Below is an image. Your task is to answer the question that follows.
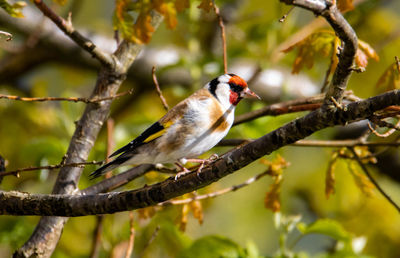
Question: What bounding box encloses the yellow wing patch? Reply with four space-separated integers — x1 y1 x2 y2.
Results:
143 120 173 143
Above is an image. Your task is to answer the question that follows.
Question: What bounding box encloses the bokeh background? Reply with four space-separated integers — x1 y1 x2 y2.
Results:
1 0 400 257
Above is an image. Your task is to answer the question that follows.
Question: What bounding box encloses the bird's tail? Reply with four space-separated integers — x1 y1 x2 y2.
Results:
89 156 130 179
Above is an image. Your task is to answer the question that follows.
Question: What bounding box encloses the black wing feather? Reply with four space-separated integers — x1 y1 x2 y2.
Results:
109 121 164 158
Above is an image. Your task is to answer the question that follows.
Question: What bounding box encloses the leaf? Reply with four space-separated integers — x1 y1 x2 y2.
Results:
352 146 377 164
282 31 336 74
325 152 338 199
137 206 157 220
132 12 155 43
197 0 213 13
348 162 375 197
53 0 67 5
178 203 190 232
264 176 282 212
0 0 26 18
152 0 178 29
175 0 190 12
337 0 354 13
355 40 379 69
297 218 352 242
260 154 290 176
178 235 246 258
376 60 400 90
190 200 204 225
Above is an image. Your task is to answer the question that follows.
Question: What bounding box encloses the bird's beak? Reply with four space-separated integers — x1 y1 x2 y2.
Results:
242 87 261 100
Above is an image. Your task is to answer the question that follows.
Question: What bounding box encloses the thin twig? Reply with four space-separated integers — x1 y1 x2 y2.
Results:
89 216 104 258
160 169 270 206
0 89 133 103
152 66 169 111
105 119 115 178
279 6 295 22
213 3 227 74
0 30 12 41
218 138 400 148
139 225 160 257
125 211 135 258
349 147 400 213
395 56 400 73
32 0 115 68
0 161 103 177
368 117 400 138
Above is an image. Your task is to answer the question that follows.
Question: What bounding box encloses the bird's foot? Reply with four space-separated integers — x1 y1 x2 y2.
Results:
174 154 220 180
174 162 192 180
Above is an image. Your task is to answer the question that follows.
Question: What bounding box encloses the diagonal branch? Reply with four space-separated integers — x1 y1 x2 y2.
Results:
32 0 116 68
14 10 164 258
1 90 399 217
280 0 358 104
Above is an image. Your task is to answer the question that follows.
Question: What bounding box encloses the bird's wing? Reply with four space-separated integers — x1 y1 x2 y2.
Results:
108 99 192 158
108 119 173 158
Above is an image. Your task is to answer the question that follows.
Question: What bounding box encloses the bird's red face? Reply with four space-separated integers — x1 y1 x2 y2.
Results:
228 74 260 105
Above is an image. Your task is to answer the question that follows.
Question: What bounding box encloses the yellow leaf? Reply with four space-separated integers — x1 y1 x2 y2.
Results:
353 146 377 164
53 0 67 5
264 176 282 213
164 2 178 29
137 207 156 220
197 0 213 12
175 0 190 12
337 0 354 13
0 0 26 18
376 60 400 90
348 162 375 197
179 204 190 232
260 155 290 176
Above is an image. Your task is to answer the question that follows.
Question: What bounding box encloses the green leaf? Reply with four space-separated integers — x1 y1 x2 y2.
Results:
0 0 26 18
297 219 352 242
178 235 246 258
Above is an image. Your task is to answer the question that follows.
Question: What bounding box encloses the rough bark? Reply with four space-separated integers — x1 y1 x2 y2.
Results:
12 10 163 258
2 90 399 216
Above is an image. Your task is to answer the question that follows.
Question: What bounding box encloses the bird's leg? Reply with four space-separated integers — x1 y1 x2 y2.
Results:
186 154 220 175
174 162 191 180
174 154 220 180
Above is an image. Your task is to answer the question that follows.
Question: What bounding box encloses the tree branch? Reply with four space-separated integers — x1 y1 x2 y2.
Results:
2 90 399 217
14 10 164 258
280 0 358 104
32 0 116 68
0 89 133 103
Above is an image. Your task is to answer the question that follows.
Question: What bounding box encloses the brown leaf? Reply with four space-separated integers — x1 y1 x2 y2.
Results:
132 12 155 44
264 176 282 212
137 207 156 220
325 152 338 199
175 0 190 12
190 200 204 225
376 60 400 90
282 31 336 74
355 40 379 69
337 0 354 13
197 0 213 12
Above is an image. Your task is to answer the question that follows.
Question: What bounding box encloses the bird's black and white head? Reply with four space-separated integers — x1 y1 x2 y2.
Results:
206 74 260 108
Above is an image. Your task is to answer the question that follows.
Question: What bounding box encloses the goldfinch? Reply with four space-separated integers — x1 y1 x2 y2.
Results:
90 74 259 179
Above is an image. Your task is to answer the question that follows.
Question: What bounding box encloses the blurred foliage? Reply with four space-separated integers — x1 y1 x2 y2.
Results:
0 0 400 257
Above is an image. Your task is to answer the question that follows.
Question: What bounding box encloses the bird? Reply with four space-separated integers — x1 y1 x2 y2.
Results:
90 73 260 179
